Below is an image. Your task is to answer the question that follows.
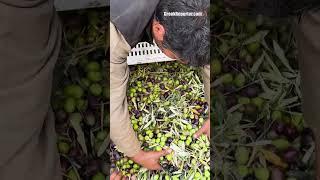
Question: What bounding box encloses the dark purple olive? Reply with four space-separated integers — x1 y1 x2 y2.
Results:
272 121 285 135
161 163 169 169
271 166 285 180
183 163 189 170
226 95 238 108
157 114 164 119
163 92 169 98
246 87 258 98
167 137 173 144
193 119 199 126
134 109 141 118
60 158 70 173
55 110 68 123
113 151 121 161
284 125 299 141
142 142 149 148
242 85 260 98
85 159 101 176
160 84 165 90
110 163 115 169
69 147 82 158
168 165 178 174
88 95 100 109
204 103 208 110
282 147 299 163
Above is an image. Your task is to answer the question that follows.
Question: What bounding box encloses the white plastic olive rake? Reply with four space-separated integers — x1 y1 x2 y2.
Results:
127 42 174 65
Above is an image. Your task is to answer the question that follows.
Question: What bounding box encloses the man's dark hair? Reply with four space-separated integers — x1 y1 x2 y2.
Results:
155 0 210 67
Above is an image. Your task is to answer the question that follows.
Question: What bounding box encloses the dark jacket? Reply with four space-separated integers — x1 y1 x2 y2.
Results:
110 0 160 47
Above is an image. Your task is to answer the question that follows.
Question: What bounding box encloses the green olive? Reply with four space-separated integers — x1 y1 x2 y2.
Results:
87 71 102 82
85 61 101 72
160 141 165 147
66 169 78 180
58 141 70 154
165 154 173 161
64 97 76 113
235 147 250 165
89 83 103 96
91 172 105 180
221 73 233 84
238 97 251 105
234 73 246 88
96 130 108 141
254 167 270 180
247 42 260 55
238 165 249 177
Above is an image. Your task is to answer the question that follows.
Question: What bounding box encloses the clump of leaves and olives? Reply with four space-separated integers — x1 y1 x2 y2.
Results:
110 62 210 179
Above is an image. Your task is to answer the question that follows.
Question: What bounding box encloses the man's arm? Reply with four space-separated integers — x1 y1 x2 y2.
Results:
110 22 170 170
110 22 141 157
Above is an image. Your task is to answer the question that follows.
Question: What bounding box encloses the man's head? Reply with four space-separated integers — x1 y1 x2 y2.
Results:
152 0 210 67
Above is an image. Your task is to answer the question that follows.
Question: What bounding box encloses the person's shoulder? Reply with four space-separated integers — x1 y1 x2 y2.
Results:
111 0 160 19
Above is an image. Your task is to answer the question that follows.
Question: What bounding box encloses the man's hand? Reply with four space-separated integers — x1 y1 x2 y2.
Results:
110 171 126 180
110 171 137 180
194 119 210 139
130 149 171 170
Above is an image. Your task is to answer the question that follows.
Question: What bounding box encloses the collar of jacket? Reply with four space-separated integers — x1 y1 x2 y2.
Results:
110 0 160 47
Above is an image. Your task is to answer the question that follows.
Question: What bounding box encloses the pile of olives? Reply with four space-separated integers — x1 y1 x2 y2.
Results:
111 62 210 179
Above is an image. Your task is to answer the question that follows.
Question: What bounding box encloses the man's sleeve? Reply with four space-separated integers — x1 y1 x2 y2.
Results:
201 65 210 109
110 22 141 157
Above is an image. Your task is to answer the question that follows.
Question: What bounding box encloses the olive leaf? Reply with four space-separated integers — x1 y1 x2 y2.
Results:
70 117 88 155
278 96 299 108
264 52 283 78
295 74 302 98
260 149 288 169
169 143 189 157
302 143 315 164
286 170 314 179
273 40 295 73
250 53 265 74
97 135 110 157
243 30 269 45
246 140 272 146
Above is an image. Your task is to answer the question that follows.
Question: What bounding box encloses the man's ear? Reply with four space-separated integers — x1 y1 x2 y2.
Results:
152 19 165 42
